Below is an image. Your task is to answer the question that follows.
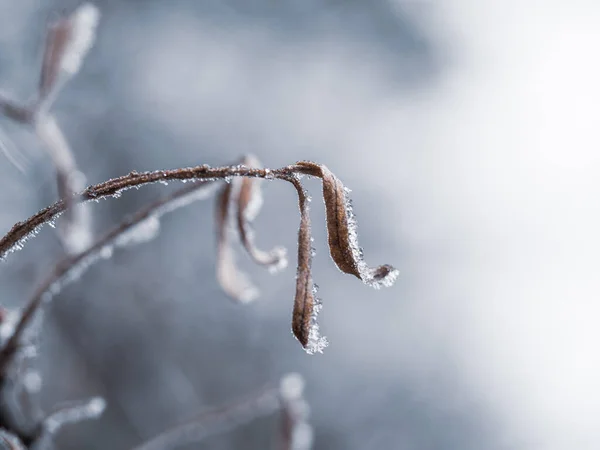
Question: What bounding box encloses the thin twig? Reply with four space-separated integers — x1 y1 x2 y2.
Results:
0 164 287 261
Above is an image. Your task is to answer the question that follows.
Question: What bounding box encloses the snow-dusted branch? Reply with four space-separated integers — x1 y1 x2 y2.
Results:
0 161 397 356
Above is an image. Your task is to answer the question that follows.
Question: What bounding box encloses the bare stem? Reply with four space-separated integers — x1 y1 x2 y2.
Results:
0 164 302 261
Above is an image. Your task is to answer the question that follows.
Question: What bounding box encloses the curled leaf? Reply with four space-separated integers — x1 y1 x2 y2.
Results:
294 161 399 289
288 176 328 354
236 155 287 273
215 182 259 303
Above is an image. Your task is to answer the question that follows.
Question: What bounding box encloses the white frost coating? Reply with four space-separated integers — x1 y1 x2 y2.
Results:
45 396 106 435
1 224 44 260
304 321 328 355
61 4 100 75
114 215 160 247
306 282 328 355
296 185 328 355
0 179 218 262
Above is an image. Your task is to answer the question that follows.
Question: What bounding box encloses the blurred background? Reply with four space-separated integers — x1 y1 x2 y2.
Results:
1 0 600 449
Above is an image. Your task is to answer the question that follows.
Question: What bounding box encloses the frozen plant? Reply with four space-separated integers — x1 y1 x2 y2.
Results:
0 3 398 449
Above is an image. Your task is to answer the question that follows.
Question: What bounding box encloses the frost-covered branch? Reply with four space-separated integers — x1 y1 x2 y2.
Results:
0 161 397 356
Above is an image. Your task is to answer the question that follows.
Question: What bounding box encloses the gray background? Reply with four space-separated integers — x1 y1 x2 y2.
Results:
1 1 599 449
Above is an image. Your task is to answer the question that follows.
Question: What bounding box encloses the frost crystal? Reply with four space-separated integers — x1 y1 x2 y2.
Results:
303 322 328 355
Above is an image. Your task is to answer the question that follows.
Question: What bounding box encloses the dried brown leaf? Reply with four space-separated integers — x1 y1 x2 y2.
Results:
215 182 259 303
39 18 72 104
236 155 287 272
288 176 327 354
295 161 399 289
38 4 100 110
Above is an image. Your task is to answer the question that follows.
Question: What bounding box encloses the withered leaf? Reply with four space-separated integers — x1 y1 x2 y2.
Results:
215 182 259 303
288 176 327 354
38 4 100 110
236 155 287 273
295 161 399 289
39 17 72 104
